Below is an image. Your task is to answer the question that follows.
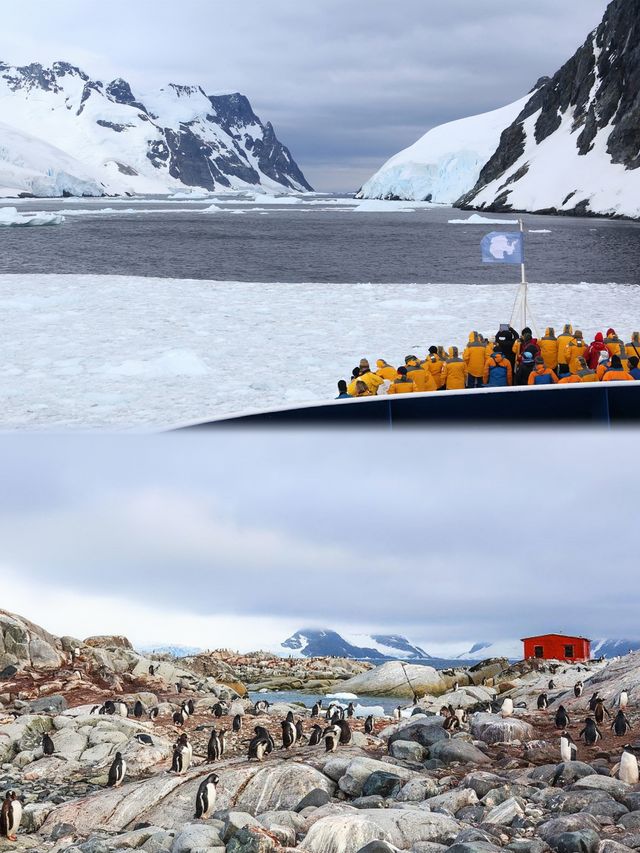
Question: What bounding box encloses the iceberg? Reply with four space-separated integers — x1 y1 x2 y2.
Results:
0 207 64 226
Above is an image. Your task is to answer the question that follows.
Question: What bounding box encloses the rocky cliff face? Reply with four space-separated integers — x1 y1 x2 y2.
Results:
0 61 312 197
458 0 640 217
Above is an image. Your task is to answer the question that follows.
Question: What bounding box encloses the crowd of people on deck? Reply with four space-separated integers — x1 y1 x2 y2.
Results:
337 326 640 398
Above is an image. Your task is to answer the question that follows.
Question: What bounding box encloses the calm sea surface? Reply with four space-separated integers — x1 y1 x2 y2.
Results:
1 197 639 283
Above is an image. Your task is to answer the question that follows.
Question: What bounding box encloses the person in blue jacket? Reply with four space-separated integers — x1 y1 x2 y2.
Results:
628 356 640 380
336 380 352 399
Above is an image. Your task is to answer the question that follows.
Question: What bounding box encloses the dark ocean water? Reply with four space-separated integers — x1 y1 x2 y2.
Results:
1 198 639 283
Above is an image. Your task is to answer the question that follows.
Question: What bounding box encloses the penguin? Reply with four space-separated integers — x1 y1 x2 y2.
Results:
453 681 459 692
232 714 242 732
619 689 630 709
194 772 219 819
248 735 270 761
594 698 611 725
135 733 154 746
364 715 374 734
149 707 159 720
443 715 460 734
173 709 186 726
311 702 321 718
454 708 466 725
42 732 55 756
185 699 195 716
176 683 183 694
281 719 297 749
393 706 402 721
588 692 600 711
501 698 514 718
573 681 584 698
439 705 451 718
115 701 128 718
347 702 355 719
102 700 116 715
0 792 21 842
537 693 549 710
254 725 274 753
89 705 101 715
560 731 577 762
309 724 323 746
618 745 640 784
579 717 602 746
254 700 270 714
285 711 295 723
218 730 227 758
548 680 555 690
148 664 155 676
295 720 305 742
171 743 187 774
133 701 145 720
323 724 340 752
178 733 193 766
107 752 127 787
612 710 632 737
555 705 570 728
337 719 352 745
212 703 224 718
207 729 221 762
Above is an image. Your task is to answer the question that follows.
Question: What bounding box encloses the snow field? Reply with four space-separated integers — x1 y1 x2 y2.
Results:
0 274 638 430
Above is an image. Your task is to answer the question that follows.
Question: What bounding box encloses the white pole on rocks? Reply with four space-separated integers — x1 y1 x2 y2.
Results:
510 218 539 338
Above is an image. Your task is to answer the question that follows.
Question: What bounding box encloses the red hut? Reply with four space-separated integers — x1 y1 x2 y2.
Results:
522 633 591 662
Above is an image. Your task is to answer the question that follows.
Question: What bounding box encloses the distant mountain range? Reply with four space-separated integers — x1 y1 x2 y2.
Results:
138 645 203 658
0 60 312 197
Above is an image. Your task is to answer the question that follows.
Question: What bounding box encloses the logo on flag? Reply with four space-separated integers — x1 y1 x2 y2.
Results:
481 232 524 265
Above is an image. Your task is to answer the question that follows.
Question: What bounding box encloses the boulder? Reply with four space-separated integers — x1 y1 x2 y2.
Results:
356 843 399 853
295 789 332 812
339 758 417 797
429 740 491 766
226 826 277 853
538 815 603 843
396 778 439 802
25 695 68 714
550 831 601 853
336 662 446 698
84 635 133 649
223 812 263 842
446 844 502 853
483 797 525 826
171 823 224 851
427 788 479 814
461 772 509 799
470 714 534 745
361 771 403 798
388 720 447 748
388 740 426 762
235 763 335 813
572 776 631 802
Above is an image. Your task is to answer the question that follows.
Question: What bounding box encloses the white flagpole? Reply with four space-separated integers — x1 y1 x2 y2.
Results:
519 217 527 328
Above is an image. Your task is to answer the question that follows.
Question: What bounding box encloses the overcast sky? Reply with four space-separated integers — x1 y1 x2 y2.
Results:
0 431 635 656
0 0 608 190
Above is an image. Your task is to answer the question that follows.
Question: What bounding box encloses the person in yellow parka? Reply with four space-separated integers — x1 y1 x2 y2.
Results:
387 366 417 394
354 358 384 395
528 357 558 385
405 356 437 392
539 327 559 370
354 380 372 396
375 359 398 381
463 331 486 388
602 355 634 381
442 346 467 390
556 324 575 368
626 331 640 362
575 357 598 382
421 347 445 390
566 331 587 373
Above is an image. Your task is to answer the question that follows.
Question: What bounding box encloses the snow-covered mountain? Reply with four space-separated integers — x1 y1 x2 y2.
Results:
357 95 530 205
0 61 312 197
360 0 640 219
592 639 640 658
281 629 432 661
137 645 203 658
453 640 522 661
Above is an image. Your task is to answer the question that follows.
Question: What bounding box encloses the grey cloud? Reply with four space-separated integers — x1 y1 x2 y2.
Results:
0 0 609 189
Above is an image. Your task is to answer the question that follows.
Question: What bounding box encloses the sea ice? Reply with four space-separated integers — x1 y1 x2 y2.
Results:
448 214 520 225
0 207 64 226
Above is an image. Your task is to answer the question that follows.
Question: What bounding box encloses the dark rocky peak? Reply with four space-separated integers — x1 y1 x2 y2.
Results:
13 63 61 92
528 76 551 93
106 78 148 114
167 83 205 98
51 61 89 81
209 93 260 131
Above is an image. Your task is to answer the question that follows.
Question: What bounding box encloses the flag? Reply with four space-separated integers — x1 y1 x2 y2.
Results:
481 231 524 265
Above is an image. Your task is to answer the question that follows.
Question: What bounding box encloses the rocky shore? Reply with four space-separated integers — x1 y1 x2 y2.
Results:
2 609 640 853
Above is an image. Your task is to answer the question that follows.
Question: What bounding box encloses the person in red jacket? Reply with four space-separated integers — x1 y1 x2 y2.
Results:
584 332 607 369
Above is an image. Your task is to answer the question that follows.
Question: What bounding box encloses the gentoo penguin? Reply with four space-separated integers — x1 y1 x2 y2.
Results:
89 705 101 715
594 698 610 724
281 719 297 748
537 693 549 710
107 752 127 787
232 714 242 732
311 702 321 718
135 733 154 745
309 724 323 746
173 709 186 726
133 701 144 720
619 689 630 709
185 699 195 716
171 743 188 774
149 707 159 720
285 711 295 723
178 733 193 766
115 701 128 718
42 733 55 756
612 710 632 736
618 745 640 784
337 719 352 745
218 730 227 758
295 720 305 742
207 729 221 762
323 724 340 752
212 703 224 718
454 707 466 725
254 725 274 753
102 700 116 715
501 698 514 718
579 717 602 746
254 700 270 714
453 681 459 692
148 664 155 676
443 715 460 734
181 701 191 718
194 773 219 819
573 681 584 698
347 702 355 719
248 734 270 761
439 705 451 718
548 680 555 690
0 792 22 841
393 706 402 721
560 731 577 762
555 705 570 728
588 692 600 711
364 715 374 734
176 683 183 694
